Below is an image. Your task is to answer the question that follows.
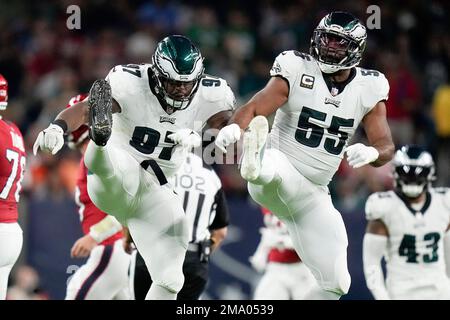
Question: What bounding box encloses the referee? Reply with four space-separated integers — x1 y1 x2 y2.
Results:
128 151 229 300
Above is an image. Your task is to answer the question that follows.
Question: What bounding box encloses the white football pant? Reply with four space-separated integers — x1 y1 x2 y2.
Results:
0 222 23 300
65 239 130 300
387 276 450 300
247 148 351 299
254 262 316 300
84 142 189 300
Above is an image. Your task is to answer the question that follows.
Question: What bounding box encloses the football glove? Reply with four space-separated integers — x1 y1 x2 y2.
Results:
215 123 241 153
168 129 201 149
345 143 379 168
33 123 65 155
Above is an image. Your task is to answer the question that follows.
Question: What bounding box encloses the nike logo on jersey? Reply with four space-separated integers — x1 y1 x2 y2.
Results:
159 115 176 124
324 97 341 108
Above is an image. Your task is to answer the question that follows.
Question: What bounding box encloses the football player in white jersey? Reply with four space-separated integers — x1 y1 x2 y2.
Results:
32 35 235 299
215 11 395 299
363 145 450 300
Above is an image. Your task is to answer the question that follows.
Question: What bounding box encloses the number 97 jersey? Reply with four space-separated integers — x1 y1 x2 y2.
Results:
268 51 389 186
105 64 235 178
0 119 26 223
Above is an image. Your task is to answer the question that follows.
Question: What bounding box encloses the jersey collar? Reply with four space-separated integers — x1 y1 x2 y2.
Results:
396 191 432 216
321 67 356 96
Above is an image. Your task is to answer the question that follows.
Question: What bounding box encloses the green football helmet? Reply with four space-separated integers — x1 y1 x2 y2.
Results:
151 35 204 111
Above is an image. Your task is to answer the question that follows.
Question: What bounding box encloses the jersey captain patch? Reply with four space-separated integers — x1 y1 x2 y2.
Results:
300 74 315 89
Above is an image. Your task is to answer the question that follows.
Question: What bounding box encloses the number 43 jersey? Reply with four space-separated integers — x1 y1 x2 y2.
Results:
268 51 389 185
105 64 235 178
365 189 450 283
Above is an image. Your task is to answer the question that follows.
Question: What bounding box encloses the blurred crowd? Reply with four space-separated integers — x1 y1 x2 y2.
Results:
0 0 449 298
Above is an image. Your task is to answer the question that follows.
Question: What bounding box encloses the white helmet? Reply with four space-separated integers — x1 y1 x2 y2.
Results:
151 35 204 111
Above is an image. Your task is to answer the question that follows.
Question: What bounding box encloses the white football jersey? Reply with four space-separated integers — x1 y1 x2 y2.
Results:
169 152 223 243
365 188 450 284
268 51 389 185
105 63 235 178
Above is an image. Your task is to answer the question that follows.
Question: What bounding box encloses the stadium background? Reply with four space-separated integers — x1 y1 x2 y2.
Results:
0 0 449 299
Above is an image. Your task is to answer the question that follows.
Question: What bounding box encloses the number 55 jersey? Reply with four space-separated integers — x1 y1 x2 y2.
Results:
0 119 26 222
365 189 450 298
268 50 389 185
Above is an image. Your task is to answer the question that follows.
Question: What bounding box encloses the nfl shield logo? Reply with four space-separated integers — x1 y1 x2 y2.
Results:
331 87 339 96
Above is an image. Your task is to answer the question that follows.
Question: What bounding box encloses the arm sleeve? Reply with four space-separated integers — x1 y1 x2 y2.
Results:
363 233 390 300
89 215 123 243
208 188 230 231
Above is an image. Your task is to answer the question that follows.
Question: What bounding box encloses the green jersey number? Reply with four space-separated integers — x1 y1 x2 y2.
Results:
398 232 440 263
295 107 354 155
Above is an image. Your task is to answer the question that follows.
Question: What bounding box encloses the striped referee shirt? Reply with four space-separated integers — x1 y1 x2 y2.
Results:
169 152 229 244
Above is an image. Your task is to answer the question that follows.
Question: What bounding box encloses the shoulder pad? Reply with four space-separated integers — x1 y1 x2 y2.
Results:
197 76 236 114
270 50 313 81
432 188 450 210
200 77 234 104
359 68 390 112
105 64 147 106
365 191 393 221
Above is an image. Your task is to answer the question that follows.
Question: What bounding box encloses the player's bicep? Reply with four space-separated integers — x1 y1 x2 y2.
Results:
366 219 389 236
57 100 89 131
246 76 289 117
362 101 392 145
362 101 395 166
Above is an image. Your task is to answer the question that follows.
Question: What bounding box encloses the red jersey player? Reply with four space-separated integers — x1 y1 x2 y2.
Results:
249 208 317 300
64 94 130 300
0 74 26 300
